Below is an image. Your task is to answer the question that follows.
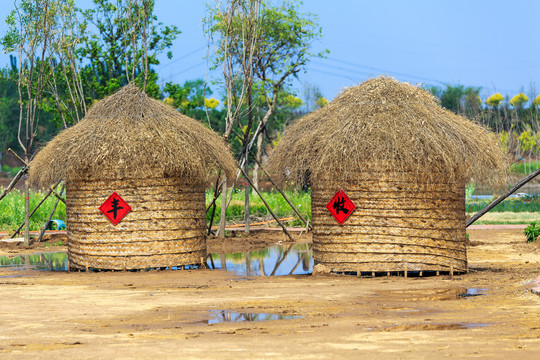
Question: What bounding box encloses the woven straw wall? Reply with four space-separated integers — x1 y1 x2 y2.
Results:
311 172 467 273
66 175 206 270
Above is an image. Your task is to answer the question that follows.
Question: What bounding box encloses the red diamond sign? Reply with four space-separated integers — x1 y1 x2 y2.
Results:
99 192 132 226
326 189 356 225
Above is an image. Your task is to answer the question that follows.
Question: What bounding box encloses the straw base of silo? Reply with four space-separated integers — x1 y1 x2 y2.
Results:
65 176 206 270
311 174 468 274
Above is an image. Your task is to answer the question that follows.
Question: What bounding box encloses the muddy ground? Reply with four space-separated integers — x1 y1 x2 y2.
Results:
0 229 539 359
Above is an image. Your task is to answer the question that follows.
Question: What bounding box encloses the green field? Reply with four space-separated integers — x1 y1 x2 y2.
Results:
2 186 539 232
0 187 311 232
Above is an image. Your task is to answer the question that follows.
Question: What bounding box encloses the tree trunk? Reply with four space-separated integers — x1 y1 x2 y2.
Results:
252 131 263 190
24 155 30 246
217 178 228 238
244 147 250 234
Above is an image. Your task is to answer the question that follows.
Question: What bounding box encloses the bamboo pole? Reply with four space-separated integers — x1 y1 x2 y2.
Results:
36 182 65 243
238 165 294 242
11 180 62 238
244 147 250 234
248 148 311 230
50 186 66 204
466 167 540 227
0 166 28 202
8 148 27 166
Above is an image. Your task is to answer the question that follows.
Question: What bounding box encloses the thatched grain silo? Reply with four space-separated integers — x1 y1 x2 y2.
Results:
269 77 506 274
30 84 236 271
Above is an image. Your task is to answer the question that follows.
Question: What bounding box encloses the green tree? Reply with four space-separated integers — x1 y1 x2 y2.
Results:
78 0 180 100
2 0 76 245
0 64 19 166
251 0 328 188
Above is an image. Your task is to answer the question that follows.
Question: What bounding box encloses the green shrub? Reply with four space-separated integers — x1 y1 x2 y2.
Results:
1 165 23 177
524 222 540 243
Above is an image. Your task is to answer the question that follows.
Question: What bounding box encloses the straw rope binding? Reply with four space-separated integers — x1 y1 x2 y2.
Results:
67 175 206 270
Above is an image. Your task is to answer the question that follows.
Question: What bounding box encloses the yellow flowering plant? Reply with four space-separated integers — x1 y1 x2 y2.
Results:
204 97 219 109
510 93 528 107
486 93 504 107
532 94 540 107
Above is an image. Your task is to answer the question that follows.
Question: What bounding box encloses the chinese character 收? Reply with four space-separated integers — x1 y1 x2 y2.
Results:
332 196 349 215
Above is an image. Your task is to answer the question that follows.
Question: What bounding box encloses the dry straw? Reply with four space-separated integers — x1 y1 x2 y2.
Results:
269 76 507 186
30 84 236 187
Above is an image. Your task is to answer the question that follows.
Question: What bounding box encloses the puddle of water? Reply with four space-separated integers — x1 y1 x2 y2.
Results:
0 253 68 271
458 288 487 298
208 243 313 276
0 243 313 277
207 310 300 324
380 323 490 332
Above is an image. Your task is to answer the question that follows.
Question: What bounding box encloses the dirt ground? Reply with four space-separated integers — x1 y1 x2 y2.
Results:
0 229 539 359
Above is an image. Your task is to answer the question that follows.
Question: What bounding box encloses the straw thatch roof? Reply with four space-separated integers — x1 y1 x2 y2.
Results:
30 84 236 187
269 76 507 186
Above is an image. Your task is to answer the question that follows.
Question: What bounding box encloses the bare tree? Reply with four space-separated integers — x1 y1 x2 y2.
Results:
205 0 261 237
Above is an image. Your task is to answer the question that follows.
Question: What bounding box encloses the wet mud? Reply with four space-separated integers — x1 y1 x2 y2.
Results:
0 228 539 358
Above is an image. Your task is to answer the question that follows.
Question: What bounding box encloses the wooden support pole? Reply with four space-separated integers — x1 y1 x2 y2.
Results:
11 180 62 238
8 148 28 166
404 263 408 278
37 183 65 243
249 148 311 230
238 165 294 242
50 186 66 204
0 166 28 203
466 167 540 227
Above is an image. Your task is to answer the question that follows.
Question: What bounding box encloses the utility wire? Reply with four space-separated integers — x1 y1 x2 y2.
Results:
156 46 206 70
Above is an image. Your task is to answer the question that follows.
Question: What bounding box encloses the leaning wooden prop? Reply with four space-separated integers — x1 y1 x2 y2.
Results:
268 76 507 275
29 84 236 271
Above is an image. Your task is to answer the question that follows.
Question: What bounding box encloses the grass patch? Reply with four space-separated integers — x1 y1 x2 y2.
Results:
0 187 311 231
2 186 537 230
205 189 311 226
510 160 540 175
466 194 540 213
466 212 538 225
0 188 66 232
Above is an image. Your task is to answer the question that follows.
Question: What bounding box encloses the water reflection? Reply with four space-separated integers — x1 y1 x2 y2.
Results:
208 243 313 276
458 288 487 298
0 243 313 276
0 253 68 271
208 310 300 324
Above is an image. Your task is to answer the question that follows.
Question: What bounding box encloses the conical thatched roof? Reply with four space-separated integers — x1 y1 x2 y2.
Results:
30 84 236 187
269 76 507 186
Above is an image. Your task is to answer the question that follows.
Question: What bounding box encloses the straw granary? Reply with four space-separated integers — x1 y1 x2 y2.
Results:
30 84 236 271
269 76 506 274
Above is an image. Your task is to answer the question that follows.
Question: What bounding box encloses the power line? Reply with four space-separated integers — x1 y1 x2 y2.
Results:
163 60 207 81
324 57 447 86
156 46 206 70
308 67 359 83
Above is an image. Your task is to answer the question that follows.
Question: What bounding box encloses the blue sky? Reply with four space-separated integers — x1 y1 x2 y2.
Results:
1 0 539 102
